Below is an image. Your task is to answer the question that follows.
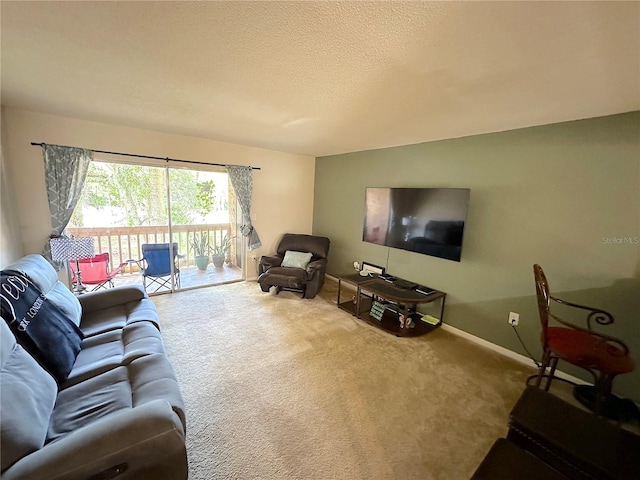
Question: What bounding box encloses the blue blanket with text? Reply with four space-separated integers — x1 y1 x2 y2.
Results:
1 270 83 383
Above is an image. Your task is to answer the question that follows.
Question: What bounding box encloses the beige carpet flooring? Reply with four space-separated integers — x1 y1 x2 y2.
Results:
152 279 535 480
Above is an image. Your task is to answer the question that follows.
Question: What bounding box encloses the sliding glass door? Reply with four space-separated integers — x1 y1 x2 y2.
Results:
168 167 243 290
67 160 244 294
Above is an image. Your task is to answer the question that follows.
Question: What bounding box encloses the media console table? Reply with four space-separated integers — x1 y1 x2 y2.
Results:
336 273 446 337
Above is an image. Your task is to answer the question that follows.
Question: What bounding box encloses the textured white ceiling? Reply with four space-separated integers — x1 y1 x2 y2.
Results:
2 1 639 157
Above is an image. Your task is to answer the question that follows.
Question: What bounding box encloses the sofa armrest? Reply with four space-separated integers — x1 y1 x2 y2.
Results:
2 400 187 480
305 259 325 277
303 259 327 299
78 285 148 314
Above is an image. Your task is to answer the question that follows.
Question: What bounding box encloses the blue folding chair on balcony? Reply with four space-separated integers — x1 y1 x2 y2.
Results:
133 243 182 293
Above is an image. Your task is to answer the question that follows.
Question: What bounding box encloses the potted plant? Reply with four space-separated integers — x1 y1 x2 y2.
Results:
190 231 210 271
210 234 234 268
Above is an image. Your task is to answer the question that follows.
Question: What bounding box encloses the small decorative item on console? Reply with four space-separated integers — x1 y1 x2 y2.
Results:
399 314 415 329
421 314 440 326
361 261 385 276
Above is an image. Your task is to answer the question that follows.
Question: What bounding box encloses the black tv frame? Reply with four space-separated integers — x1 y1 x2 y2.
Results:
362 187 470 262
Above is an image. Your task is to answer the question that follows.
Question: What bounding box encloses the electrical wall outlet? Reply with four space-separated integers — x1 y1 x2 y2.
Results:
508 311 520 326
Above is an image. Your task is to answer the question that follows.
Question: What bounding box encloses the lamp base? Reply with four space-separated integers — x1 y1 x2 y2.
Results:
72 282 88 295
72 260 88 295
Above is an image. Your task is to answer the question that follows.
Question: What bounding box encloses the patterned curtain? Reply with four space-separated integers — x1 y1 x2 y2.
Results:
226 165 261 250
41 144 92 266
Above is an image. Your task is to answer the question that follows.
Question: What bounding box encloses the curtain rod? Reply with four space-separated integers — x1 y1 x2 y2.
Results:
30 142 260 170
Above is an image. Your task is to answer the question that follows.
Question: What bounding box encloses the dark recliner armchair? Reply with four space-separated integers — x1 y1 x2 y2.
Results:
257 233 330 299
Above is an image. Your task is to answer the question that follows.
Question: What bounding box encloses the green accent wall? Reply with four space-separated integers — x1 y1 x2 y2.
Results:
313 112 640 401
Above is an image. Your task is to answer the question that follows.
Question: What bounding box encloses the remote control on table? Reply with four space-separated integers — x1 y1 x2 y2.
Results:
415 286 435 295
394 279 418 289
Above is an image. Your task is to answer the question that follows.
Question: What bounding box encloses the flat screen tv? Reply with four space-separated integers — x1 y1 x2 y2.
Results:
363 187 470 262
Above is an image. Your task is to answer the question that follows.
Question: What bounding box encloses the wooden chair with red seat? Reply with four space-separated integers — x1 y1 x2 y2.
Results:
71 252 128 292
533 264 634 417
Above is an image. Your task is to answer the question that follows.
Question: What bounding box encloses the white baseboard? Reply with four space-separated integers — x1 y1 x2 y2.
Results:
440 322 588 385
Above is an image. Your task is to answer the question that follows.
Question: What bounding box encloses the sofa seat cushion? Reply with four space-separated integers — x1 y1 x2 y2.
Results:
0 322 57 473
61 322 166 389
80 294 159 338
7 400 186 480
48 353 186 442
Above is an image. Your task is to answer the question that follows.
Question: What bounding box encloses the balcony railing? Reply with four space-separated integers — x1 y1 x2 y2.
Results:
66 224 232 273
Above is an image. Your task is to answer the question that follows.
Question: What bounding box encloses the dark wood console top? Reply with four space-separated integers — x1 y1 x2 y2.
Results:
357 277 445 304
336 273 377 286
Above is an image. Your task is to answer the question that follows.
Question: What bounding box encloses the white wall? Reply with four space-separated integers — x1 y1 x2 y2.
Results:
1 110 25 266
2 107 316 279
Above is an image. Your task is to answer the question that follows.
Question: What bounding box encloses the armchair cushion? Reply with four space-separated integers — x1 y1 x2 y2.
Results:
261 267 307 290
281 250 313 269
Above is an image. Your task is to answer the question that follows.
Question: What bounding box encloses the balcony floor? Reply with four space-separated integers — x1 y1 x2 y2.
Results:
108 264 243 294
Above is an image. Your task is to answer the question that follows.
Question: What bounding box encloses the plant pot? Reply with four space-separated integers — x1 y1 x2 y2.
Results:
212 254 225 268
195 255 209 271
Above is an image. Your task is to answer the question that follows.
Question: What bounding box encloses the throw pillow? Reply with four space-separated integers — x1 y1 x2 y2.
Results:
1 270 84 384
3 254 83 327
281 251 313 269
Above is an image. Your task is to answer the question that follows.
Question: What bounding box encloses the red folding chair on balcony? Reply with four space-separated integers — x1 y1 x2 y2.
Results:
70 253 128 292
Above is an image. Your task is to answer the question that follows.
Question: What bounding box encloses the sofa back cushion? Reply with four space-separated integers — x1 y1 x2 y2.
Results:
1 271 83 383
0 321 57 473
3 254 82 327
